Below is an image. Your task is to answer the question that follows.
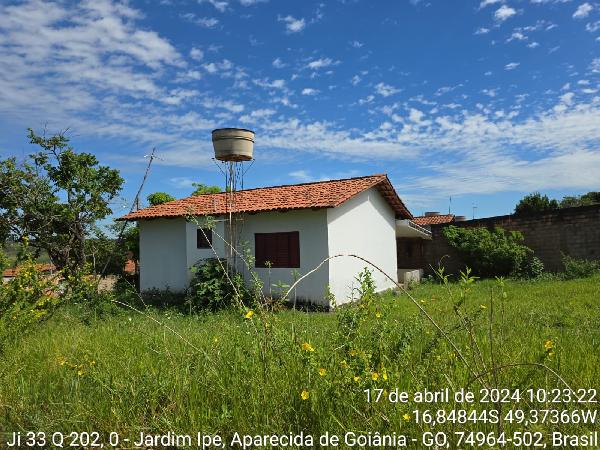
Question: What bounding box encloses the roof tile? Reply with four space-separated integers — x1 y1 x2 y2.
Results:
413 214 455 226
119 174 412 221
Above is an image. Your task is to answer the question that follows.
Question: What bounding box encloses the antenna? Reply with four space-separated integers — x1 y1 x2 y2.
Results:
448 196 452 215
472 204 478 220
133 148 162 211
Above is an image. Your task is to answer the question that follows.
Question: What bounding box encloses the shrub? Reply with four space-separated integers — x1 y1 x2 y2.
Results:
0 259 63 351
442 225 533 277
516 256 545 279
562 254 600 279
187 258 247 311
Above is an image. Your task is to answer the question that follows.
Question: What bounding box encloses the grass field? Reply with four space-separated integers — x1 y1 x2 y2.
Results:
0 274 599 447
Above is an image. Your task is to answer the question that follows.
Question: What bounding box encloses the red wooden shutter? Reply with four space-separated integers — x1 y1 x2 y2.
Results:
288 231 300 267
254 231 300 268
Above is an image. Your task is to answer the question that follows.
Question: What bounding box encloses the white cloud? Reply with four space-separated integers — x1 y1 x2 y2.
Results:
475 27 490 35
305 57 336 70
189 47 204 61
586 20 600 32
253 78 286 89
239 108 276 124
272 57 286 68
527 41 540 48
278 15 306 33
480 0 504 8
375 82 400 97
239 0 268 5
198 0 229 12
591 57 600 73
350 40 364 48
351 75 362 86
505 62 520 70
181 14 219 28
573 3 593 19
494 5 517 22
507 31 527 41
301 88 319 96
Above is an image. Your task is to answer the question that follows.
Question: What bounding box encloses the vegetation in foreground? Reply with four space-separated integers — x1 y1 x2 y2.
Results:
0 273 598 446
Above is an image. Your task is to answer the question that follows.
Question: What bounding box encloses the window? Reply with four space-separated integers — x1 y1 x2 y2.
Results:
255 231 300 268
197 228 212 249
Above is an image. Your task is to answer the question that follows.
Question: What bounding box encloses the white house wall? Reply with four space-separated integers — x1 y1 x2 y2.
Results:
326 187 397 305
185 218 226 285
238 210 330 305
139 218 188 292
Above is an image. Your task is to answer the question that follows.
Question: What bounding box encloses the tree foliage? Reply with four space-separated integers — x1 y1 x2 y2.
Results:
514 192 559 215
443 225 533 277
191 183 221 196
559 191 600 208
147 192 175 206
0 129 123 272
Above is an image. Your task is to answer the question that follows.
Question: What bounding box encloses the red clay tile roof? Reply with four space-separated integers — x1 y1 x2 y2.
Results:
119 174 412 221
2 263 56 277
413 214 455 226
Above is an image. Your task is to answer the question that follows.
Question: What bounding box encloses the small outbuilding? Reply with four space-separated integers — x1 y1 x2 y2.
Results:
119 174 430 307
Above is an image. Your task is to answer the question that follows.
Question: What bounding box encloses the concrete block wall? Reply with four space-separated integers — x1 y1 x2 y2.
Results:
422 205 600 275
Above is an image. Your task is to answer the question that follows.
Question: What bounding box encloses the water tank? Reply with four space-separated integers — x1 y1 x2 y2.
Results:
212 128 254 161
455 215 467 222
424 211 440 217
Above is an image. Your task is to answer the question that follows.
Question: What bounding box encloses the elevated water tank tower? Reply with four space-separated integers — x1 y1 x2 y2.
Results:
212 128 254 161
211 128 255 271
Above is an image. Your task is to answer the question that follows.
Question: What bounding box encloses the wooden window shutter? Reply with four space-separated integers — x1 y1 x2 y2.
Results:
254 231 300 268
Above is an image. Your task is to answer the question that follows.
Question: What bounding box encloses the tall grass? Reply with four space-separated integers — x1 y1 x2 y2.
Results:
0 274 599 445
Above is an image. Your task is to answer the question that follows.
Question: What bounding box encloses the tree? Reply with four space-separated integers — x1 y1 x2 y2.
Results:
147 192 175 206
0 129 123 273
514 192 558 215
559 191 600 208
191 183 221 196
443 226 533 277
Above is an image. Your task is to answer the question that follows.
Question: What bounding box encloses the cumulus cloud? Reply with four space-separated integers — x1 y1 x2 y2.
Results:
505 62 520 70
189 47 204 61
278 15 306 33
494 5 517 22
305 58 337 70
301 88 319 96
272 57 286 68
573 3 593 19
375 82 400 97
480 0 504 8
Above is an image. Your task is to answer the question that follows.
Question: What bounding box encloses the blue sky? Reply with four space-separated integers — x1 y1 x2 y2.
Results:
0 0 598 220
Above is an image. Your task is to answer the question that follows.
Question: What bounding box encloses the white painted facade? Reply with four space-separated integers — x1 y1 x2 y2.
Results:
138 187 398 306
327 187 398 303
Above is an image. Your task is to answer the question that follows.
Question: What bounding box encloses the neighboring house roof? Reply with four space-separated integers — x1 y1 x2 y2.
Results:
2 263 56 278
119 174 413 221
413 214 455 226
124 259 136 274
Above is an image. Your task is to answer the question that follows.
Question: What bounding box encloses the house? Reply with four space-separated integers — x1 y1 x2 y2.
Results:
119 174 431 307
2 263 56 283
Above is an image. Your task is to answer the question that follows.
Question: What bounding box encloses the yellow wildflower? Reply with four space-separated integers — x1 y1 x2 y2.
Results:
318 368 327 376
480 304 487 309
382 370 388 381
375 311 382 318
301 342 315 352
403 413 411 421
301 390 310 400
544 339 554 351
349 349 357 357
77 370 84 376
340 360 348 369
353 376 361 383
244 310 254 319
371 372 379 381
90 360 96 366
